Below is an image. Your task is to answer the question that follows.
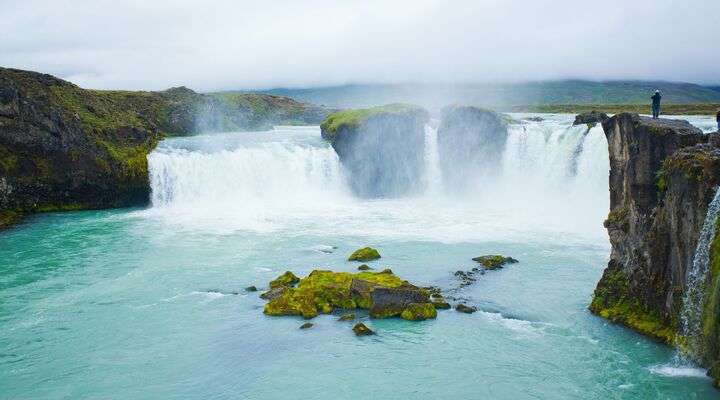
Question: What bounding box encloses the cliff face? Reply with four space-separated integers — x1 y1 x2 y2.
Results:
0 67 329 227
320 104 429 197
436 106 507 192
591 113 720 384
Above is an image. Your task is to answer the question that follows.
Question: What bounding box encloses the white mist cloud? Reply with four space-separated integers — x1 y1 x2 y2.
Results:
0 0 718 90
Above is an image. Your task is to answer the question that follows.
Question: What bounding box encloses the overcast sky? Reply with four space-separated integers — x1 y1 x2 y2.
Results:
1 0 718 91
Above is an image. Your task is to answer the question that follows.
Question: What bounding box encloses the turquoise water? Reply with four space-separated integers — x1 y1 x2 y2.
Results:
1 116 718 399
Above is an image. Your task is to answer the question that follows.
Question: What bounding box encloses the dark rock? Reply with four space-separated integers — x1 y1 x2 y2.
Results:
573 111 609 126
437 106 508 192
455 304 477 314
432 301 451 310
299 322 314 329
245 286 258 292
524 116 544 122
369 284 430 318
357 264 372 271
260 286 287 301
353 322 375 336
590 113 720 383
320 104 430 198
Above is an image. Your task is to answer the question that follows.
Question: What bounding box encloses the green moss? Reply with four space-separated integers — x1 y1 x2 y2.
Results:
400 303 437 321
472 255 518 270
0 210 23 228
263 270 419 320
656 170 668 192
604 206 630 232
269 271 300 289
702 216 720 386
320 103 420 139
348 247 381 262
589 265 676 344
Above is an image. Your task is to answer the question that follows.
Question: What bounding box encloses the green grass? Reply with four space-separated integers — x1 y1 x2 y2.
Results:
320 103 421 138
512 103 720 116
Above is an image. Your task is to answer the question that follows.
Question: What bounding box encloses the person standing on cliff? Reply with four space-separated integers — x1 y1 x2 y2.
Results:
651 90 662 118
716 109 720 131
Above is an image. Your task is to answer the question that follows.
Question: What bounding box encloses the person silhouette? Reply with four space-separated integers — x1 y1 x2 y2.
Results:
651 90 662 119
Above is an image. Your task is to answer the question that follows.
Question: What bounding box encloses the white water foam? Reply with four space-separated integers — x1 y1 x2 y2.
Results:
145 119 610 242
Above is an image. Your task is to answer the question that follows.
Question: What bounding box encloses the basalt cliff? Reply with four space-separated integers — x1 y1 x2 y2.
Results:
0 67 329 228
590 113 720 385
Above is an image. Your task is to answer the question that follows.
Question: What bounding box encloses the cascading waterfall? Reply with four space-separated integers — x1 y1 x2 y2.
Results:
678 187 720 361
146 117 610 238
423 120 442 194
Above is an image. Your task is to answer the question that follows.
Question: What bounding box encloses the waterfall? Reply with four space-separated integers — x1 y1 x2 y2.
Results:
423 120 442 195
145 118 610 238
678 187 720 361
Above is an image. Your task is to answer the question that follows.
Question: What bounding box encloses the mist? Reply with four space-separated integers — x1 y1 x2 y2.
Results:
1 0 719 91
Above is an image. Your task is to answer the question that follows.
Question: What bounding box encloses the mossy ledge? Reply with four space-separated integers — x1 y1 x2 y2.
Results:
261 269 438 321
589 261 676 344
319 103 425 141
0 67 328 228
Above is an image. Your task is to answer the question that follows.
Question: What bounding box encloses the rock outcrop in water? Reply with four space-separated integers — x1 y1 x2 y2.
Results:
0 67 329 229
573 111 609 126
590 113 720 385
436 106 508 191
262 269 438 321
320 104 429 197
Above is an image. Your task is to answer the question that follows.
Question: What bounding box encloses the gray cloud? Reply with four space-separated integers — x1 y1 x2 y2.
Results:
1 0 718 91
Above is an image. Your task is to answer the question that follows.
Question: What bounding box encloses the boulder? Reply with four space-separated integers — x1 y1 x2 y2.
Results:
299 322 314 329
436 106 508 192
338 313 356 321
353 323 375 336
357 264 372 271
348 247 381 262
263 269 435 321
573 111 609 126
320 104 430 197
456 304 477 314
269 271 300 289
245 286 258 292
401 303 438 321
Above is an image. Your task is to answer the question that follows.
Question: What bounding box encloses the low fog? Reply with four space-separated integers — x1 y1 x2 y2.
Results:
1 0 718 91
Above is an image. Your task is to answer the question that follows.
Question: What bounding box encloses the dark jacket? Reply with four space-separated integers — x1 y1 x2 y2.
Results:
716 110 720 122
651 93 662 107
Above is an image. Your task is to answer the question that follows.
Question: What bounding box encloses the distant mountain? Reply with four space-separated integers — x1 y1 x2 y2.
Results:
258 81 720 111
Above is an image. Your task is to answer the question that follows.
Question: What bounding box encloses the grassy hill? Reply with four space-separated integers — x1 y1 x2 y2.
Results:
261 81 720 111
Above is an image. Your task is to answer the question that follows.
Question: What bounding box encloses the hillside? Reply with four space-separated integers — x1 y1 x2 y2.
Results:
0 67 329 228
261 81 720 111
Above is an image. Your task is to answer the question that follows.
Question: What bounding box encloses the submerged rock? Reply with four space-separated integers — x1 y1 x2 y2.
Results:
338 313 356 321
299 322 314 329
357 264 372 271
245 286 258 292
524 116 544 122
353 322 375 336
262 269 435 321
472 255 518 270
320 104 429 198
573 111 609 126
348 247 381 262
455 304 477 314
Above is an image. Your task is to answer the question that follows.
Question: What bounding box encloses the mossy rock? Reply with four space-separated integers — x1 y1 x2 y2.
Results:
432 300 451 310
348 247 381 262
320 103 425 140
269 271 300 289
299 322 314 330
357 264 372 271
401 303 438 321
353 322 375 336
472 255 518 270
263 269 433 321
338 313 356 321
589 262 676 344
